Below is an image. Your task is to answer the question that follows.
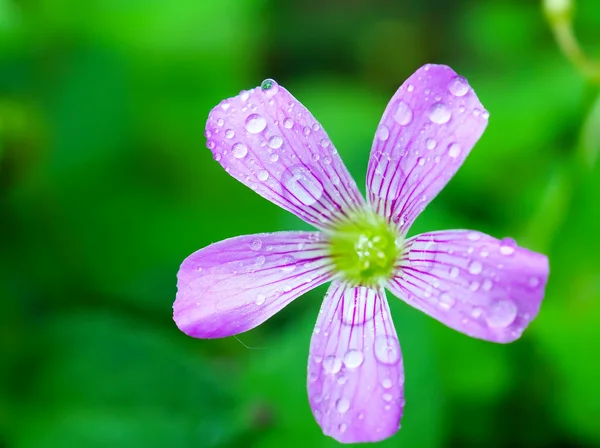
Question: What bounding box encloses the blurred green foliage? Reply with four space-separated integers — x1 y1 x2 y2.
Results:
1 0 599 447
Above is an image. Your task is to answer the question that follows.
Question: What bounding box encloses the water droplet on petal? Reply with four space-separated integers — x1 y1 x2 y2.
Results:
283 117 293 129
245 114 267 133
260 78 279 97
343 350 364 369
282 165 324 206
225 129 235 139
257 170 269 181
485 300 517 328
468 261 483 275
319 138 330 148
448 76 469 97
255 294 266 305
268 135 283 149
426 138 437 150
280 255 296 273
407 84 415 92
471 307 483 318
528 276 540 288
429 102 451 124
339 423 347 433
377 124 390 141
374 336 401 365
393 101 413 125
382 378 393 389
217 118 224 127
336 398 350 414
232 142 248 158
439 293 455 310
323 355 342 374
482 278 493 291
467 232 481 241
449 267 459 278
448 143 461 158
269 153 279 162
499 238 516 255
382 393 393 402
250 238 262 251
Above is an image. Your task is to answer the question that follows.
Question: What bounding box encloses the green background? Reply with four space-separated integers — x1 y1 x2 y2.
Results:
1 0 599 447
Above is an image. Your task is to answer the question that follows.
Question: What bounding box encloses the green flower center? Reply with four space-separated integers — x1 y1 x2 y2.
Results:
326 209 403 287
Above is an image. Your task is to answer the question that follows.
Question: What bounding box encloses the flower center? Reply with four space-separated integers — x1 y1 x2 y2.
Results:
326 208 403 287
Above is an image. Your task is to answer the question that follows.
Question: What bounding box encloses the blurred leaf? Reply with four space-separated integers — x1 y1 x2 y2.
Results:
10 311 241 447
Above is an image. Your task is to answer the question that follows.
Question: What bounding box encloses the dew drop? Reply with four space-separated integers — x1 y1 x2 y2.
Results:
206 140 215 150
257 170 269 181
382 378 393 389
485 300 518 328
426 138 437 150
448 76 469 97
448 143 461 158
449 267 459 278
245 114 267 133
467 232 481 241
260 78 279 97
283 117 294 129
468 260 483 275
255 255 266 266
343 349 364 369
439 293 455 310
393 101 413 126
528 276 540 288
319 138 330 148
377 124 390 141
217 118 224 127
407 83 415 92
268 135 283 149
336 398 350 414
482 278 493 291
339 423 347 433
499 238 516 256
282 165 324 206
374 336 401 365
382 393 393 402
429 102 451 124
250 238 262 251
269 153 279 162
225 129 235 139
323 355 342 374
232 142 248 159
280 255 296 273
471 307 483 318
255 294 266 305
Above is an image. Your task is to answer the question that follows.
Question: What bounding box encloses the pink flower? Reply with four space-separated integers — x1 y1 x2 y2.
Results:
174 64 549 443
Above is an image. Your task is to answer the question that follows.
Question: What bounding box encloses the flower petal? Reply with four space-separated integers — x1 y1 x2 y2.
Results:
308 282 404 443
366 64 488 234
388 230 549 343
174 232 334 338
205 81 364 229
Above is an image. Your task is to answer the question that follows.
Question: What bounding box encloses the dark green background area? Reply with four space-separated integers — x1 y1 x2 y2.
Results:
1 0 599 447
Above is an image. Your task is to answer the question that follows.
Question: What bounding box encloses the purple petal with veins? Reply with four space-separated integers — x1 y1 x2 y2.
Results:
366 64 488 234
308 282 404 443
174 232 333 338
206 80 364 229
387 230 549 343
